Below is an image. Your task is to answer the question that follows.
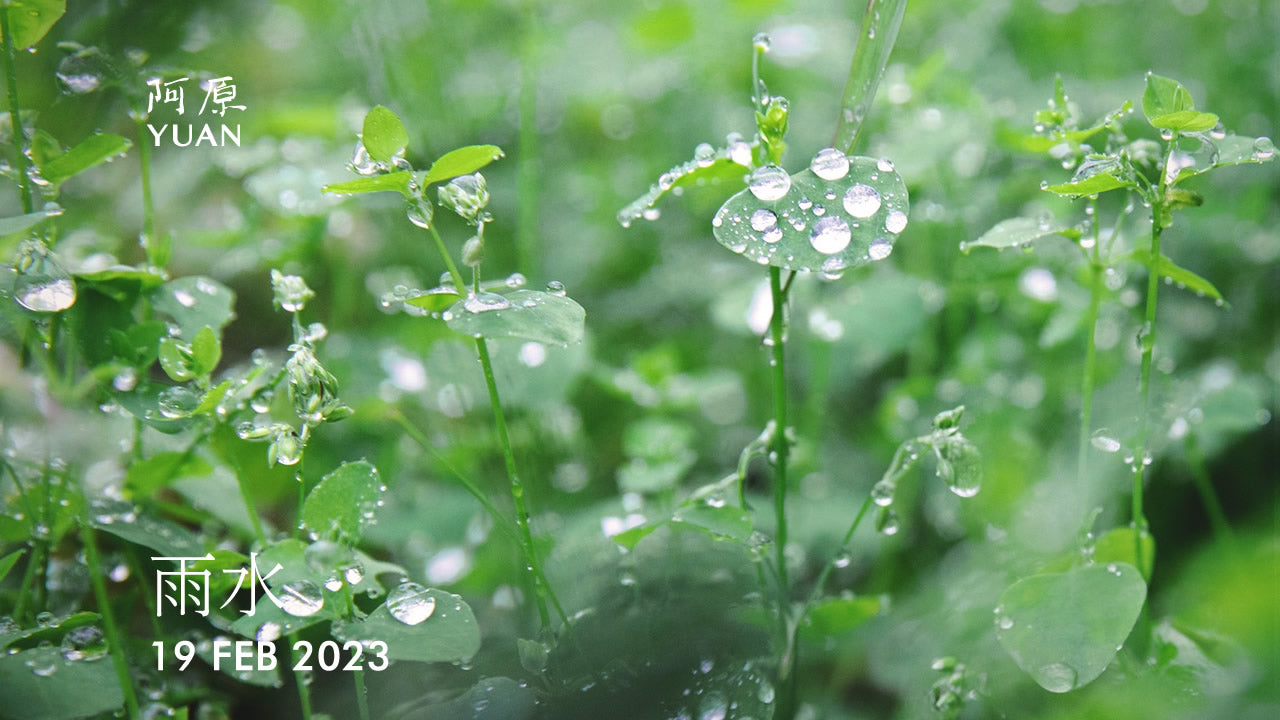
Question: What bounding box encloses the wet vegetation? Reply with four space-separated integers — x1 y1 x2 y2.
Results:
1 1 1277 719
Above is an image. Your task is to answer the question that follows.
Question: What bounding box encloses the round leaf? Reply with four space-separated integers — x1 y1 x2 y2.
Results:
995 563 1147 693
443 289 585 346
301 460 384 543
361 105 409 163
331 592 480 664
711 156 908 274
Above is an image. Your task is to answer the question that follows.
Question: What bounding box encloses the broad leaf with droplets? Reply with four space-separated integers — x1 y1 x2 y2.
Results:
332 589 480 664
301 460 384 544
3 0 66 50
0 646 123 720
150 276 235 342
995 563 1146 693
617 140 752 227
711 152 908 274
38 133 130 186
11 238 76 312
963 217 1077 253
1126 248 1225 304
419 144 504 186
361 105 409 163
442 288 585 346
0 206 62 236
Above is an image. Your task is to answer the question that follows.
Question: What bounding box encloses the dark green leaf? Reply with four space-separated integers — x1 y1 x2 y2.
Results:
996 564 1147 693
193 379 232 416
0 612 100 651
711 156 909 273
151 276 235 341
0 548 25 583
670 503 753 542
332 592 481 664
963 217 1072 253
1045 172 1133 196
301 460 384 543
323 171 412 198
419 145 504 186
4 0 66 50
1142 73 1195 123
91 507 204 557
1127 248 1225 303
444 289 585 346
0 646 122 720
74 265 166 291
361 105 409 163
38 133 130 185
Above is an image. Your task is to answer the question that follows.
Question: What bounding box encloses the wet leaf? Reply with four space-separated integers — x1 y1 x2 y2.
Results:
0 646 122 720
1149 110 1219 133
964 217 1073 253
91 508 204 557
151 276 235 342
332 592 480 664
0 548 26 583
1126 248 1225 304
805 595 883 637
712 156 909 274
995 563 1146 693
1093 527 1155 580
361 105 409 163
0 208 59 236
402 287 461 312
443 289 585 346
125 451 213 495
419 145 504 186
406 676 536 720
302 460 383 543
1142 73 1195 123
323 171 412 197
4 0 66 50
38 133 131 186
190 326 221 375
617 143 749 227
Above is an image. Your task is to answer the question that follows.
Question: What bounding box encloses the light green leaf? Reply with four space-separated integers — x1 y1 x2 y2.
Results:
0 208 59 236
670 503 753 542
402 287 461 312
1127 248 1225 303
419 145 504 186
190 326 221 375
323 171 412 198
711 156 909 273
301 460 384 543
151 276 235 342
617 144 749 227
996 564 1147 693
332 593 481 664
158 337 196 382
963 217 1073 253
0 549 25 583
1142 73 1195 123
361 106 409 163
124 451 212 495
4 0 66 50
38 133 131 186
1045 172 1133 196
1149 110 1219 133
804 595 884 637
0 646 122 720
443 288 585 346
1093 527 1156 580
74 265 166 291
193 379 232 416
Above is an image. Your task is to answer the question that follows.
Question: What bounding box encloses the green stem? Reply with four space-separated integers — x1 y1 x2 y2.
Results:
475 337 553 628
78 505 141 719
804 495 875 611
1076 199 1103 484
1 7 33 214
427 224 468 296
517 0 540 277
832 0 909 154
134 117 157 264
1184 433 1232 542
288 636 314 720
353 668 370 720
767 265 795 715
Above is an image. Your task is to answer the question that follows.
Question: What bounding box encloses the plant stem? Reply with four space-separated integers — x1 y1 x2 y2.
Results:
353 667 370 720
1076 198 1103 484
1184 433 1232 542
1 7 33 214
288 637 314 720
230 451 269 547
832 0 909 155
475 337 553 628
803 495 875 611
767 265 795 716
427 224 468 296
517 0 540 278
78 499 141 719
134 117 158 264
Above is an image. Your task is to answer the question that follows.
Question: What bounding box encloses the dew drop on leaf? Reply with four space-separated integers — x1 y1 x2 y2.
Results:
810 216 851 254
810 147 850 181
843 183 881 218
386 581 437 625
748 166 790 202
750 208 778 232
277 580 324 617
12 240 76 313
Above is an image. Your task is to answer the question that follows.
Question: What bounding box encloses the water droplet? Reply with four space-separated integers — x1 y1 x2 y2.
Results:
386 582 437 625
884 209 908 234
462 291 511 314
833 551 852 569
12 240 76 312
757 679 775 704
762 227 783 244
694 142 716 167
1037 662 1078 693
871 480 895 506
112 367 138 392
810 216 851 254
1254 136 1276 160
407 199 433 229
748 166 790 202
877 157 895 173
752 32 772 52
698 690 728 720
868 237 893 260
997 615 1014 630
809 148 850 181
750 208 778 232
1090 429 1122 453
877 507 900 536
728 140 752 167
277 580 324 617
255 621 281 643
843 183 881 218
545 280 567 297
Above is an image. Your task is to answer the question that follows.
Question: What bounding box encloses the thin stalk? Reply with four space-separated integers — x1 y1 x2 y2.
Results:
1076 198 1103 483
475 337 553 628
1 7 33 213
288 637 314 720
832 0 909 155
79 505 141 719
353 668 370 720
767 265 795 717
134 118 157 263
427 224 467 296
517 0 540 277
803 495 875 611
1184 433 1232 542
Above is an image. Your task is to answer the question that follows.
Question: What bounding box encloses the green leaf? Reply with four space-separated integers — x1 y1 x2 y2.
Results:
1127 248 1225 304
405 677 536 720
0 612 100 650
1142 73 1195 123
323 171 412 198
125 451 212 495
158 337 197 382
38 133 131 186
996 564 1147 693
670 503 753 542
332 592 481 664
91 506 204 557
74 265 166 291
963 217 1072 253
193 379 232 416
402 287 462 312
0 208 59 236
190 326 221 375
0 646 123 720
444 288 585 346
617 145 750 227
151 276 235 342
419 145 504 186
1093 527 1156 580
361 105 409 163
1149 110 1219 133
301 460 384 543
712 156 909 273
0 548 25 583
804 595 884 637
1045 172 1133 196
4 0 66 50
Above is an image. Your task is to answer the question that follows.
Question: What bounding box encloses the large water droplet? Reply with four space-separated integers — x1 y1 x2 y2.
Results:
868 237 893 261
748 166 790 202
277 580 324 617
255 621 282 643
386 582 437 625
843 184 881 218
1090 429 1122 453
885 209 908 234
462 291 511 314
1254 136 1276 160
809 216 851 254
1037 662 1078 693
750 208 778 232
809 148 850 181
12 240 76 312
698 690 728 720
871 480 895 506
